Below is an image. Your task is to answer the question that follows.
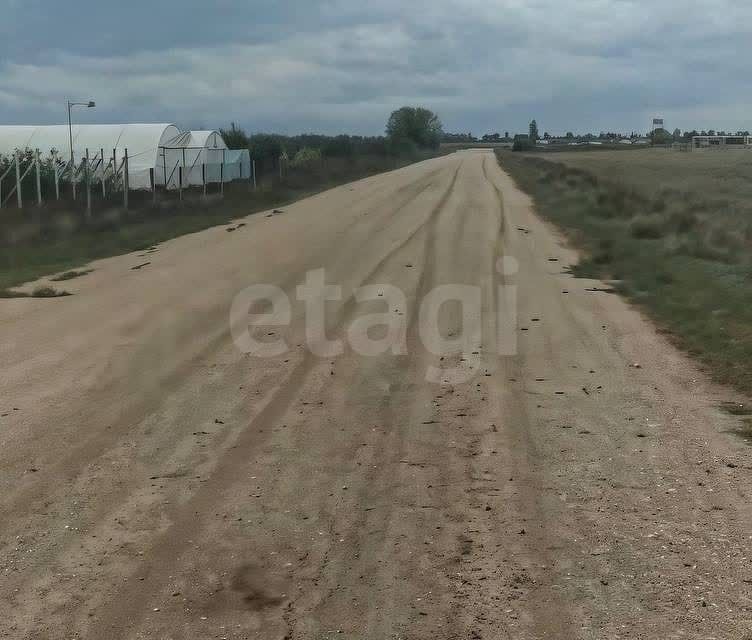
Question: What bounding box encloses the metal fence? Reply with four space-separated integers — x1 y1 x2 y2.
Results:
0 147 256 215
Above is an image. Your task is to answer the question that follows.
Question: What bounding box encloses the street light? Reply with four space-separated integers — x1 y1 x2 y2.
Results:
67 99 95 198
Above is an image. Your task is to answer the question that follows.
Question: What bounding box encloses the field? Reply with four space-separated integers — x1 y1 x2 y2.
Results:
547 147 752 200
497 147 752 394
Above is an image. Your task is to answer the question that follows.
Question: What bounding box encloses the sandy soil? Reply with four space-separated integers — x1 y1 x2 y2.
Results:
1 150 751 639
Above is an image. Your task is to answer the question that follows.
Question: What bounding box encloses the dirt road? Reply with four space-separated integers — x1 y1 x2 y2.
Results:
2 150 752 639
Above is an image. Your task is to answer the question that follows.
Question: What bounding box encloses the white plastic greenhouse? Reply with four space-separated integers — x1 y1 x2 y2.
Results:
0 124 250 191
158 129 250 188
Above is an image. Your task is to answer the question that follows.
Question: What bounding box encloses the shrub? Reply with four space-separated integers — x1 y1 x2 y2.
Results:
290 147 322 168
630 217 665 239
512 139 535 152
31 286 71 298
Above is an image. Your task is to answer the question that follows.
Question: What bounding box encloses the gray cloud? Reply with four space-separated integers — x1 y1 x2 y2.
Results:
1 0 751 135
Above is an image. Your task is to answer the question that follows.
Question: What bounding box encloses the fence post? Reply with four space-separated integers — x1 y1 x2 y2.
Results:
220 162 224 196
53 151 60 200
279 155 283 181
100 148 106 198
178 166 183 201
35 150 42 206
202 163 206 198
252 159 256 191
15 151 22 209
85 148 92 220
150 168 156 203
222 149 226 195
123 149 129 210
72 155 77 200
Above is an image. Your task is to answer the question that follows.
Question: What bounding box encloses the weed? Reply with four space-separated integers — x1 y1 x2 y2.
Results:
31 286 71 298
50 269 93 281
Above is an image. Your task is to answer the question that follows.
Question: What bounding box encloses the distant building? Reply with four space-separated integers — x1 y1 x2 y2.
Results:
692 135 752 149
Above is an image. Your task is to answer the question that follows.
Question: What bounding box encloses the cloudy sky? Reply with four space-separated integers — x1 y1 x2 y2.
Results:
1 0 750 136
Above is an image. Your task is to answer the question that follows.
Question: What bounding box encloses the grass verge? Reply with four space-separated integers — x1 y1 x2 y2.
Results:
0 286 71 298
496 150 752 395
50 269 93 282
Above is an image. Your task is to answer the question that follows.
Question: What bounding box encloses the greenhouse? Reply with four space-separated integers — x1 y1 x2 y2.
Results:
0 124 249 190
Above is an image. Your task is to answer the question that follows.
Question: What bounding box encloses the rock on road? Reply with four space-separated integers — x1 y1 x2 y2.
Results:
1 150 751 639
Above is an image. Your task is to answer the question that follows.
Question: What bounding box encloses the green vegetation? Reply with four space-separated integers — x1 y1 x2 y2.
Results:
50 269 93 281
535 148 752 200
218 124 396 173
0 285 71 298
512 137 535 152
385 106 443 153
497 149 752 394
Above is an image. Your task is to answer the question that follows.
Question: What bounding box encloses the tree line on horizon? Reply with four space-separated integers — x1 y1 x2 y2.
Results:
443 125 752 145
219 106 444 170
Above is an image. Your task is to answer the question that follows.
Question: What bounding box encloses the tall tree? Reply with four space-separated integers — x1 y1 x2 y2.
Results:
386 106 443 151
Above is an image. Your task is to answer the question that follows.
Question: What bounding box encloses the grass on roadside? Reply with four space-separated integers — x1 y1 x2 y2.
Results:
0 285 71 298
50 269 93 281
496 150 752 395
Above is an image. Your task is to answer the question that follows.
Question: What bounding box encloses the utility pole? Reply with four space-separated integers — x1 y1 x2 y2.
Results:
67 99 96 199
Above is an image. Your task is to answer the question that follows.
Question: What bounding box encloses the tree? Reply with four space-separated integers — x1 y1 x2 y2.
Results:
247 134 284 164
386 106 443 152
220 122 249 149
441 132 476 143
529 119 539 142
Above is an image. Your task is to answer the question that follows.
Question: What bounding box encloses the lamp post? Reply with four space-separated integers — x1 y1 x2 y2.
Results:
67 100 95 198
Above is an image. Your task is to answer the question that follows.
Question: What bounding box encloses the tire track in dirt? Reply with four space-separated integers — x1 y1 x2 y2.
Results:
478 155 579 638
0 160 459 638
0 164 446 529
93 158 467 638
277 161 464 639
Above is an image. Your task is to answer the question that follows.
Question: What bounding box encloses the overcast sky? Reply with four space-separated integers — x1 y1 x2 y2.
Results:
1 0 750 136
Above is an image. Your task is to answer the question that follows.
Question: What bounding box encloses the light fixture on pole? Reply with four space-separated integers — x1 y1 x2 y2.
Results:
67 100 95 198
